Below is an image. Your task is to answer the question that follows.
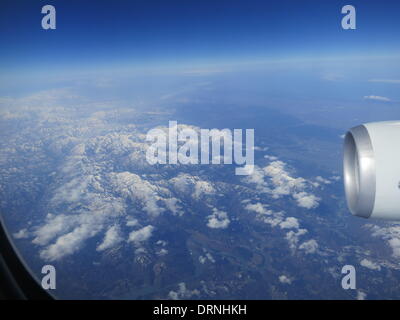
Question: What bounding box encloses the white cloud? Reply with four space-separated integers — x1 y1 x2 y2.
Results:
13 228 29 239
3 106 207 262
244 202 314 252
293 192 320 209
279 217 300 230
243 165 267 188
170 173 216 201
279 275 292 284
128 225 155 246
0 88 326 266
388 238 400 257
126 218 139 227
263 155 277 161
366 224 400 258
315 176 331 185
40 223 103 261
206 208 230 229
30 193 126 261
193 180 216 199
285 229 308 251
285 229 307 250
164 197 182 216
363 95 391 102
156 240 167 246
299 239 319 254
205 252 215 263
32 214 81 246
264 161 307 197
199 252 215 264
244 202 268 215
110 172 166 217
168 282 200 300
170 173 196 193
156 248 168 256
97 225 123 251
357 290 367 300
243 159 320 210
360 258 381 271
244 202 284 227
1 90 228 263
253 146 269 152
134 247 146 255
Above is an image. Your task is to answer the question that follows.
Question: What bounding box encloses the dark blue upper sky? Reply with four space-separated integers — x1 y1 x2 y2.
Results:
1 0 400 76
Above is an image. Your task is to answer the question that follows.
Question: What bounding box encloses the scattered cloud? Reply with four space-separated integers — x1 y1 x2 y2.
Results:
360 258 381 271
170 173 216 202
315 176 331 185
244 202 285 227
128 225 155 246
279 275 293 284
357 290 367 300
126 218 139 227
39 223 104 261
199 251 216 264
13 228 29 239
156 240 167 246
168 282 200 300
164 198 182 216
365 224 400 258
243 159 321 210
299 239 319 254
280 217 300 229
285 229 308 251
156 248 168 256
110 172 166 217
1 89 328 272
206 208 230 229
194 180 216 200
293 192 320 209
97 225 123 251
363 95 391 102
244 202 313 252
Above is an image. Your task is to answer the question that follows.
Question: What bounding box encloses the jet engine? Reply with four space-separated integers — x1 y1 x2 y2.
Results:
343 121 400 219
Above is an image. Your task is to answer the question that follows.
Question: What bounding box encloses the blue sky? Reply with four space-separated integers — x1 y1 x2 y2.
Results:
1 0 400 77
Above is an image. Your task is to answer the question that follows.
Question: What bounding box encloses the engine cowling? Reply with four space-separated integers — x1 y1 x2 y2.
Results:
343 121 400 219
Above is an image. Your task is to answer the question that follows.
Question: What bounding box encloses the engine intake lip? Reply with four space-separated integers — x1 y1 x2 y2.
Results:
343 125 376 218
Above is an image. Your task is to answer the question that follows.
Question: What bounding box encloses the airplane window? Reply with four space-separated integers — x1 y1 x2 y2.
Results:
1 0 400 301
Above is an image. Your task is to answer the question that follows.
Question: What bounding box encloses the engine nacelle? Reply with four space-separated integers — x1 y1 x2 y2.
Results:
343 121 400 219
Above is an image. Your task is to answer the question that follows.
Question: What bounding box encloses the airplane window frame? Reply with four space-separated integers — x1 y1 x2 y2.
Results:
0 215 53 300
